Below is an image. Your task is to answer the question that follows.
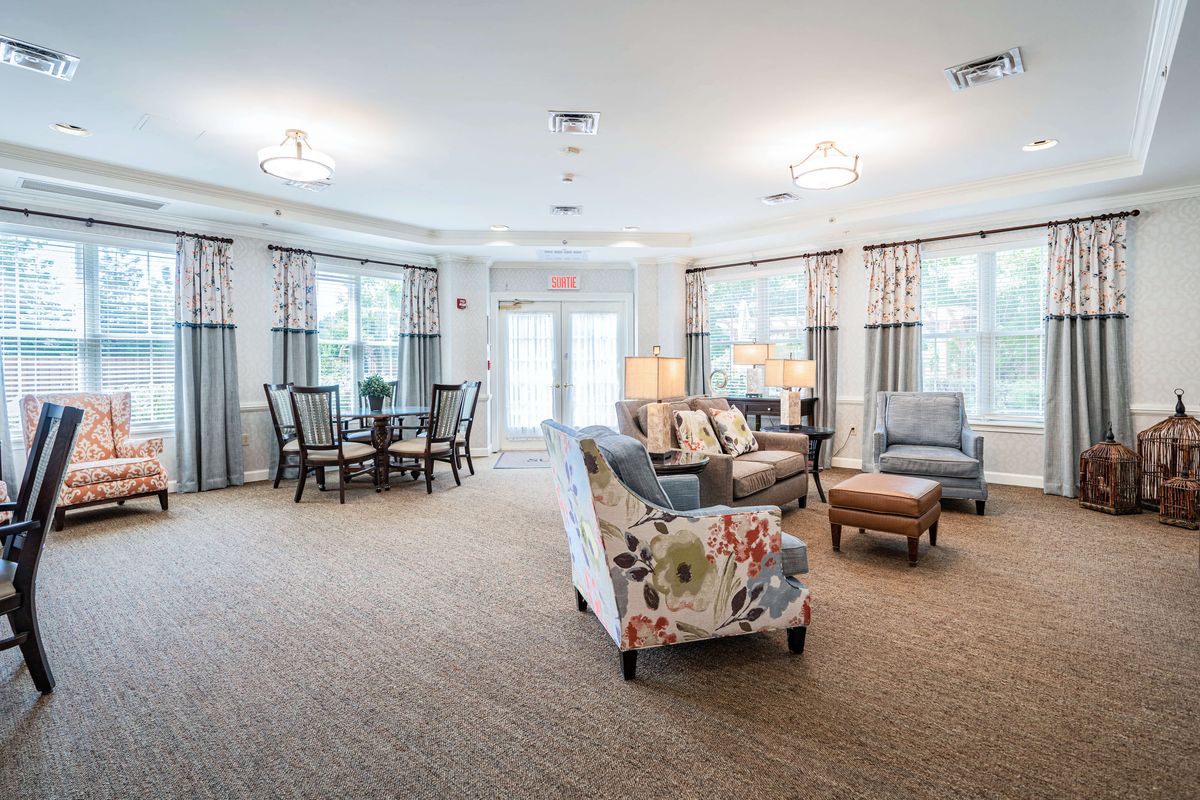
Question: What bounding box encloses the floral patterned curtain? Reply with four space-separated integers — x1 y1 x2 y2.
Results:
685 271 710 396
862 243 921 469
270 248 319 385
1043 216 1132 496
397 267 442 406
804 252 840 465
174 235 243 492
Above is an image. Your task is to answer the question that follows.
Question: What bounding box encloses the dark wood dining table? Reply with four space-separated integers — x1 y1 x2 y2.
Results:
341 406 430 491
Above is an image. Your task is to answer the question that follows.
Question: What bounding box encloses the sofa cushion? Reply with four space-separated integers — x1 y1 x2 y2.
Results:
780 532 809 575
885 393 962 448
730 460 776 499
64 457 162 488
690 396 731 416
708 407 758 456
737 449 806 481
672 410 723 454
880 444 980 479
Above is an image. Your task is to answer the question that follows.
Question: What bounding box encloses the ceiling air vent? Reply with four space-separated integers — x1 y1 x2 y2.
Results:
0 35 79 81
761 192 800 206
18 179 166 210
548 111 600 135
282 178 332 193
944 47 1024 91
537 248 589 261
549 205 583 216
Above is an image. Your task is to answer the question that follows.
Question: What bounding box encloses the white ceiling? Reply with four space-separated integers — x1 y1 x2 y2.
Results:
0 0 1194 259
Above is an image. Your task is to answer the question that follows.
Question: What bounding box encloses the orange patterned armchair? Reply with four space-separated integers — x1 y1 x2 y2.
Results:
20 392 169 530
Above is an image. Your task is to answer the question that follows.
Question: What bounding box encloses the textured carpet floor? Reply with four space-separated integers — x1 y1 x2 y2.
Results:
1 466 1196 800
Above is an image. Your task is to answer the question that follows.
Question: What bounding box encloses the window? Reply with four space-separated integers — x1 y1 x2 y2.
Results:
707 271 806 395
1 231 175 437
920 242 1045 420
316 269 404 408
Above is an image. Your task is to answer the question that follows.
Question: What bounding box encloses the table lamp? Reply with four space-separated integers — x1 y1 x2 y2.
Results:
624 346 686 456
732 342 773 397
765 358 816 425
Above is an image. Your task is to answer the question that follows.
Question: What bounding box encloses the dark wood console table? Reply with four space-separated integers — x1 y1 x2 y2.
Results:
723 395 818 430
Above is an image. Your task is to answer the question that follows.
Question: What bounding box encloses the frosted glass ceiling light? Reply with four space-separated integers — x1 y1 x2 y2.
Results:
258 129 335 182
790 141 861 190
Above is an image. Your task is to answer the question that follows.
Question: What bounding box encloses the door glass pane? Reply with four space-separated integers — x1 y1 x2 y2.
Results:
505 311 556 439
567 311 619 429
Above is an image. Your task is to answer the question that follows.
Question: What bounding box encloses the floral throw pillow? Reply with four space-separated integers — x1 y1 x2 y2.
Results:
673 410 723 454
709 407 759 456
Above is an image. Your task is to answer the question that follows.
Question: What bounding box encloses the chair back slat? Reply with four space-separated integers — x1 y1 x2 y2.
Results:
263 383 296 444
290 386 340 449
459 381 481 427
427 383 466 443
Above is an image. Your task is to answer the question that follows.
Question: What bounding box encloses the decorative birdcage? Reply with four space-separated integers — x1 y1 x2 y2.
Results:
1079 425 1141 514
1159 464 1200 530
1137 389 1200 510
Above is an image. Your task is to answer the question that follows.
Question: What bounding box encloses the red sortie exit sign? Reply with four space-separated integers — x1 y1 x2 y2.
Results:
548 275 579 290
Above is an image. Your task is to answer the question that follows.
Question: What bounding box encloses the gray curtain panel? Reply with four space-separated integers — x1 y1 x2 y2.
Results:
861 243 922 469
0 364 15 491
269 249 319 385
397 267 442 406
1042 217 1132 497
173 235 244 493
685 271 710 396
271 330 319 386
804 252 840 467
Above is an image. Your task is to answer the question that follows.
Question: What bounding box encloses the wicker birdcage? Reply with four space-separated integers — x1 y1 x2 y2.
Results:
1079 425 1141 514
1137 389 1200 510
1159 464 1200 530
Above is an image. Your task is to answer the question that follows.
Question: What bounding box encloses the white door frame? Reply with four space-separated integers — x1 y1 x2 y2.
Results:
489 291 634 451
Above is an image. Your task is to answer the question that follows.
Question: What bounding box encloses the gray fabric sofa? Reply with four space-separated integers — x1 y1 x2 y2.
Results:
869 391 988 514
615 396 809 510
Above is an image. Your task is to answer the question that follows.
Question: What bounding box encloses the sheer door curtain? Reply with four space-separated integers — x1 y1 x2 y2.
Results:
569 310 620 429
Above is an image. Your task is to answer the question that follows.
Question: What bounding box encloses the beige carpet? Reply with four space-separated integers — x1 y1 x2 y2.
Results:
1 466 1196 799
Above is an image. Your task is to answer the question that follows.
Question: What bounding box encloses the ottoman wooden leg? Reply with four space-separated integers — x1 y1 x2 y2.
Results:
830 523 842 551
907 536 919 567
929 520 938 547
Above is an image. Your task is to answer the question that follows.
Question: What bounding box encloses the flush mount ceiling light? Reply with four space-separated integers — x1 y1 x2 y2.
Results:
622 226 640 232
0 35 79 81
50 122 90 137
790 141 861 190
258 129 335 182
490 224 510 231
1023 138 1059 151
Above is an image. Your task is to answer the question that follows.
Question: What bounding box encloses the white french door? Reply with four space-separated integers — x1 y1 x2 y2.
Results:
497 300 628 450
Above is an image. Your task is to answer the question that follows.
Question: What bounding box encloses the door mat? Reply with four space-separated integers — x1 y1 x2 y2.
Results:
494 451 551 469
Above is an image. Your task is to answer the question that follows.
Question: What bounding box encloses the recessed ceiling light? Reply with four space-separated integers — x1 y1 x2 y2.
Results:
490 224 509 231
50 122 90 137
622 226 640 232
1023 138 1058 152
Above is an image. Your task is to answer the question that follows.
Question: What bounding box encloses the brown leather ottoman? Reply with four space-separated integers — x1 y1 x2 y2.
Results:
827 473 942 567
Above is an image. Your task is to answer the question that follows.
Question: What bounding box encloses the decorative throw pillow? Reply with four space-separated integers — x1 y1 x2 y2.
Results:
709 407 759 456
672 410 723 454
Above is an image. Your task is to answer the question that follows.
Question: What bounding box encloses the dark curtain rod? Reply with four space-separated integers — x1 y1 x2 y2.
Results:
862 209 1140 251
0 204 233 243
267 244 436 273
686 248 843 274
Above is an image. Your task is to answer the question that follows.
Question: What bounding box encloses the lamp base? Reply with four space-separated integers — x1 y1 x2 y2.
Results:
645 402 674 454
780 390 806 425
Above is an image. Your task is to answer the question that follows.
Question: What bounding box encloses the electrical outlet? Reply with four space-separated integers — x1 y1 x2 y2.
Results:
241 433 250 446
849 426 857 437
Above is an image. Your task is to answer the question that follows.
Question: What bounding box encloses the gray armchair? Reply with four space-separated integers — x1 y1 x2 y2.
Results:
870 391 988 515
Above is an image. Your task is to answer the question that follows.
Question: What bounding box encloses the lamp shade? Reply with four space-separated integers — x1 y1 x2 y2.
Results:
258 129 335 182
790 140 861 190
764 359 817 389
732 342 772 365
624 355 686 400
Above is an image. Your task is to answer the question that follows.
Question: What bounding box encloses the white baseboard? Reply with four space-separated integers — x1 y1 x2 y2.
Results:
244 469 270 484
827 457 1043 489
831 456 863 470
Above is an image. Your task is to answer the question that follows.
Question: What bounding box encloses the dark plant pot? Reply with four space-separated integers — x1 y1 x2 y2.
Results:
368 395 385 412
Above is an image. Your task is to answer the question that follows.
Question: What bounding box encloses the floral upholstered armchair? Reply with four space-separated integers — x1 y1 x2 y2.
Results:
542 420 811 680
21 392 169 530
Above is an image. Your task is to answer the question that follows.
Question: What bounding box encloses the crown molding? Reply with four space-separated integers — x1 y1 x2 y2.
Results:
1130 0 1189 163
436 229 691 248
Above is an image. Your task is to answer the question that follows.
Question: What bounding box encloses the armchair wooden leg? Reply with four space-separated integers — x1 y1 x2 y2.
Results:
830 523 842 551
449 452 462 487
575 588 588 612
273 456 286 488
9 603 54 693
787 626 807 654
620 650 638 681
976 500 986 516
929 520 938 546
158 490 168 511
53 508 66 532
294 463 308 503
907 536 919 567
798 496 808 509
464 448 475 476
338 463 346 505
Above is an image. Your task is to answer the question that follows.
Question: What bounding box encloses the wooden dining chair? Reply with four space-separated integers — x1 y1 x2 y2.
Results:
1 402 84 693
387 383 466 494
289 385 378 504
263 383 302 488
453 380 482 476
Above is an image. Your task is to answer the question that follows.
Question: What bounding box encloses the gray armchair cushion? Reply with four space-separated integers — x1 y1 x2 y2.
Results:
659 475 700 511
780 533 809 575
880 444 980 479
885 394 962 448
579 426 673 509
737 450 806 481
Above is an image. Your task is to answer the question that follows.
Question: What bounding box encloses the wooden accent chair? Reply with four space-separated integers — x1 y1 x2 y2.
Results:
288 386 377 504
387 383 466 494
453 380 482 476
20 392 168 531
264 383 301 488
1 402 84 693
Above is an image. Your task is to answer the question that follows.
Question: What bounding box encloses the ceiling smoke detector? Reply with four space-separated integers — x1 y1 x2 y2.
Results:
944 47 1024 91
548 111 600 135
550 205 583 216
0 35 79 81
761 192 800 206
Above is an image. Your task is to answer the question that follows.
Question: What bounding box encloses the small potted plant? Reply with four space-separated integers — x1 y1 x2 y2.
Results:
359 374 392 412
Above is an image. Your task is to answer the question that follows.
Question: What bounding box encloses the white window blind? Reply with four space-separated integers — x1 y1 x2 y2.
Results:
707 270 806 396
0 232 175 438
920 243 1045 420
316 268 404 408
